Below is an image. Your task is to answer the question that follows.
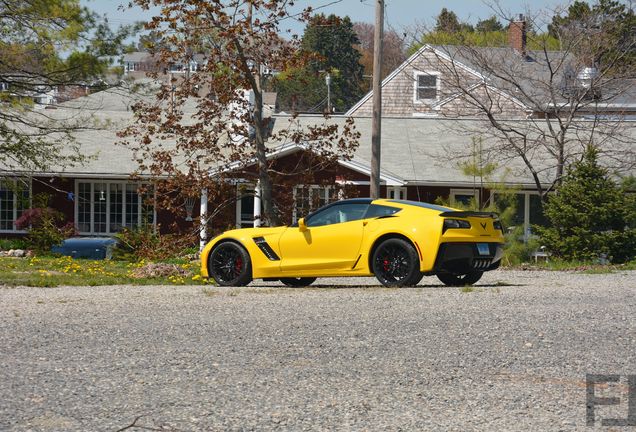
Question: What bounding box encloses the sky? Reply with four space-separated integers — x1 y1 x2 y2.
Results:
83 0 570 38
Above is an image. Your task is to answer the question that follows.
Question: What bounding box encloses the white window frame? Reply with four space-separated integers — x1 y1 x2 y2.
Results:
235 184 256 228
292 185 337 223
450 188 480 207
387 186 407 200
74 180 156 235
491 190 548 240
413 71 441 103
0 179 31 233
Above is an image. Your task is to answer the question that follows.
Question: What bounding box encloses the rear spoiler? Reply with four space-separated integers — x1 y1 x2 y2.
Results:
439 211 499 219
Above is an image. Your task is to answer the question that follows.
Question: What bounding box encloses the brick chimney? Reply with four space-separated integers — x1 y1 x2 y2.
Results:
508 14 527 57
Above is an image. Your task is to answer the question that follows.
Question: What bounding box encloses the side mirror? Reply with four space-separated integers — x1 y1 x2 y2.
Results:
298 217 307 231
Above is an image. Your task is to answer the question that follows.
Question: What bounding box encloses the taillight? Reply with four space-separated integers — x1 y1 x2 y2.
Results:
443 218 471 233
493 220 504 233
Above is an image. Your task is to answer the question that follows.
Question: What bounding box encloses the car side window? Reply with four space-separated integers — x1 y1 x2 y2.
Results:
364 204 401 219
306 203 370 227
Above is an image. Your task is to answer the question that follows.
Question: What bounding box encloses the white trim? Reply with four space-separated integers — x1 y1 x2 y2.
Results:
386 186 407 200
450 188 481 206
491 190 548 240
235 184 256 228
292 185 337 223
0 178 31 234
413 71 441 104
337 159 405 186
74 179 157 235
345 44 485 116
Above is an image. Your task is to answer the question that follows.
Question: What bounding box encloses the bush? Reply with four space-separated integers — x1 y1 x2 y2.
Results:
536 146 636 263
0 238 30 251
14 194 77 252
501 226 540 266
114 226 196 261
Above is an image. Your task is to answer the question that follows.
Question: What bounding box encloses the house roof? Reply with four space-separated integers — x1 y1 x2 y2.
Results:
269 115 551 186
346 44 636 116
5 86 634 187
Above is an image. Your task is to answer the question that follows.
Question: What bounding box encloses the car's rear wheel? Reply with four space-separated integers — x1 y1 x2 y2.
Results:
372 238 422 287
280 277 317 287
208 241 252 286
436 271 483 287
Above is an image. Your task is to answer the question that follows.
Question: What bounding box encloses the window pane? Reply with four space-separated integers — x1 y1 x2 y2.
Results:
294 186 311 220
418 75 437 87
307 203 369 227
109 183 123 233
365 204 401 218
125 184 139 228
529 195 549 227
417 87 437 100
241 190 254 222
93 183 107 233
140 186 154 227
78 182 91 232
0 182 13 230
453 194 475 206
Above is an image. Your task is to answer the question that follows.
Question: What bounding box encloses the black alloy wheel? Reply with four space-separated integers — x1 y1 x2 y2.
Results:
436 271 483 287
280 277 317 287
208 241 252 286
372 238 423 287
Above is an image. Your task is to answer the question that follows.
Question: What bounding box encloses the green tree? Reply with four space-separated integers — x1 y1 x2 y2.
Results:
548 0 635 71
275 14 364 113
475 16 503 33
435 8 461 33
0 0 137 173
536 146 636 263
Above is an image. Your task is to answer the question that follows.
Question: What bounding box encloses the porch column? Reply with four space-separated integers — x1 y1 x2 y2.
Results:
253 179 261 227
199 188 208 251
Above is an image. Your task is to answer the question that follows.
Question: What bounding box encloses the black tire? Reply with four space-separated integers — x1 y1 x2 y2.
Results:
280 277 317 287
208 241 252 286
372 238 423 287
436 271 483 287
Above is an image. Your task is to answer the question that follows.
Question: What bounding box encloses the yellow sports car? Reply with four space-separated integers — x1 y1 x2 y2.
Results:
201 198 505 287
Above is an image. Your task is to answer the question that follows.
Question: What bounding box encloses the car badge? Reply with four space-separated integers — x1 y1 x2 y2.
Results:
480 222 487 230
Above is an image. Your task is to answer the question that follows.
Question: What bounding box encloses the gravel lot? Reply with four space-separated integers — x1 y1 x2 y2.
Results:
1 269 635 431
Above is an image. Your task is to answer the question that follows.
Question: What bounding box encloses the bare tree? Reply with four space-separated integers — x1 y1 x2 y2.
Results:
353 22 406 91
408 6 635 200
120 0 360 226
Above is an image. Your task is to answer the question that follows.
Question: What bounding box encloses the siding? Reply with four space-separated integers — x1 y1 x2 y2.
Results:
349 47 528 119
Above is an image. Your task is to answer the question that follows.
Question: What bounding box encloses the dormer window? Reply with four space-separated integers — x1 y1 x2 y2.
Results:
414 71 440 102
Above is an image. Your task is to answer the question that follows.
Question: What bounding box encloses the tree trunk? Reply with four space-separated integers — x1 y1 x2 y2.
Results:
252 83 278 226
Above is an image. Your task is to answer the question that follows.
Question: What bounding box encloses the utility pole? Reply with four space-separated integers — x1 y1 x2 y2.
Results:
325 72 332 113
370 0 384 199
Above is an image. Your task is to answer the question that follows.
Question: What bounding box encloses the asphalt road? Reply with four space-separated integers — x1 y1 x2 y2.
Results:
1 270 635 431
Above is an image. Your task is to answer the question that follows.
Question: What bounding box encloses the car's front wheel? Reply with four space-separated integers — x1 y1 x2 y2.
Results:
372 238 423 287
280 277 317 287
208 241 252 286
436 271 483 286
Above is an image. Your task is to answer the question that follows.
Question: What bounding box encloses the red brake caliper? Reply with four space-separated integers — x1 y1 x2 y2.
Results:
383 257 390 271
235 257 243 272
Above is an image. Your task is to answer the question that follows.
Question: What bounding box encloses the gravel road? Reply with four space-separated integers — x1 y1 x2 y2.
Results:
1 269 635 431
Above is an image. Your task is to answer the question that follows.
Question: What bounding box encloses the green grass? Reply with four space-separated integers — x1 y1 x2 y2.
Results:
508 258 636 273
0 255 210 287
